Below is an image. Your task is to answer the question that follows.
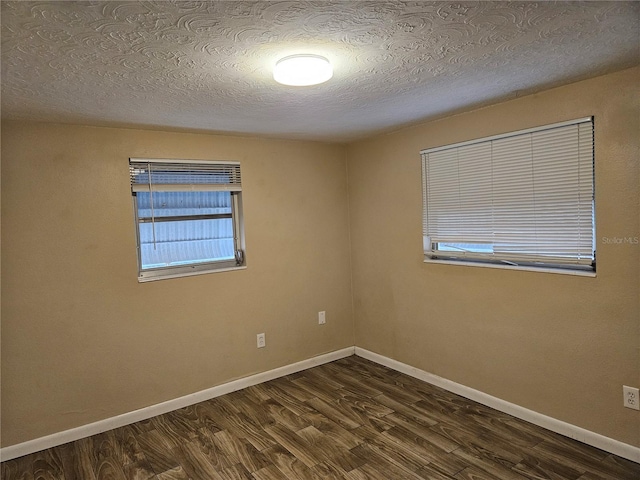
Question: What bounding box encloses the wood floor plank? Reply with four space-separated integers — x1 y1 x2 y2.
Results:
320 364 383 398
92 457 128 480
86 431 130 480
341 467 373 479
374 393 441 426
301 410 363 450
171 440 225 480
451 447 529 480
3 356 638 480
110 426 146 467
0 460 18 480
200 397 274 452
260 445 316 480
574 474 611 480
428 416 527 464
600 454 640 480
384 412 460 453
302 366 346 391
56 440 97 480
451 408 545 450
511 458 580 480
149 415 198 451
416 463 458 480
413 392 464 418
455 465 505 479
307 460 346 479
396 374 484 414
343 356 401 374
351 449 426 480
217 463 254 480
305 397 362 430
335 356 396 381
91 431 127 467
191 428 236 471
251 464 290 480
211 430 271 473
358 375 424 405
135 429 182 475
196 405 278 460
1 455 35 480
268 377 317 403
31 448 65 480
154 466 188 480
242 384 271 404
262 423 323 469
292 376 346 404
295 425 365 474
502 415 609 462
349 412 396 439
333 388 395 425
126 419 156 436
216 394 272 431
121 461 158 480
196 398 240 433
533 440 638 480
512 445 595 480
380 426 468 476
351 436 430 475
222 411 278 451
261 382 316 417
260 397 311 431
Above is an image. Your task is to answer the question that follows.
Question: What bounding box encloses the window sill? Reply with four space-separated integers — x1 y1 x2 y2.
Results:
423 258 596 277
138 265 247 283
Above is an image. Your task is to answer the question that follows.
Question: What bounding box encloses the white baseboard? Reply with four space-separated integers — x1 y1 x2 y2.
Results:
0 347 355 462
355 347 640 464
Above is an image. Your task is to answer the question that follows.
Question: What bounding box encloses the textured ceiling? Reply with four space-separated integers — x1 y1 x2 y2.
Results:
1 1 638 142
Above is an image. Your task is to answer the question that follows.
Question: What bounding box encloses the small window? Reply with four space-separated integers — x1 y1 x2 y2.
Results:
129 158 246 282
421 117 595 273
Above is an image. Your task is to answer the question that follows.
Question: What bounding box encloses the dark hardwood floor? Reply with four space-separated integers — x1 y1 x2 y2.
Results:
2 356 639 479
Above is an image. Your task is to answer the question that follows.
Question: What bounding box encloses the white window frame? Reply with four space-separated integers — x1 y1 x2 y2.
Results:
421 117 595 275
130 158 246 282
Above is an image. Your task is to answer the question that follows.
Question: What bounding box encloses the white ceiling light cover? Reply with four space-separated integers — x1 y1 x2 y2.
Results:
273 54 333 86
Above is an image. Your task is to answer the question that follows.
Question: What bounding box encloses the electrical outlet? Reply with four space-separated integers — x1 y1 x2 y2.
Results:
623 386 639 410
318 311 326 325
257 333 266 348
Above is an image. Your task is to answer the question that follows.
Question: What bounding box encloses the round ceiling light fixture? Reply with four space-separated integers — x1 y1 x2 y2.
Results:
273 54 333 86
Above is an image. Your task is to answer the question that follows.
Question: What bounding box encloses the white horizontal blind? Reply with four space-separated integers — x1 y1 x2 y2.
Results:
421 118 594 269
129 159 242 192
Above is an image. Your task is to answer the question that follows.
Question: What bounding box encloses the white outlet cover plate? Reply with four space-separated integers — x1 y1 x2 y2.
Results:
623 385 639 410
318 311 326 325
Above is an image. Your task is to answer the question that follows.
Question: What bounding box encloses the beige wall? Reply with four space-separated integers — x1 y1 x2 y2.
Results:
347 67 640 447
1 124 354 446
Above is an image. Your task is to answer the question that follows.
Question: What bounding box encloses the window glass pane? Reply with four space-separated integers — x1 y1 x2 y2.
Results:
136 191 231 218
437 243 494 254
137 190 235 270
139 217 235 269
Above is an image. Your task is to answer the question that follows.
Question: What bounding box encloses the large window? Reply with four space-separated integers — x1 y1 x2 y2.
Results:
421 117 595 273
130 158 245 281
